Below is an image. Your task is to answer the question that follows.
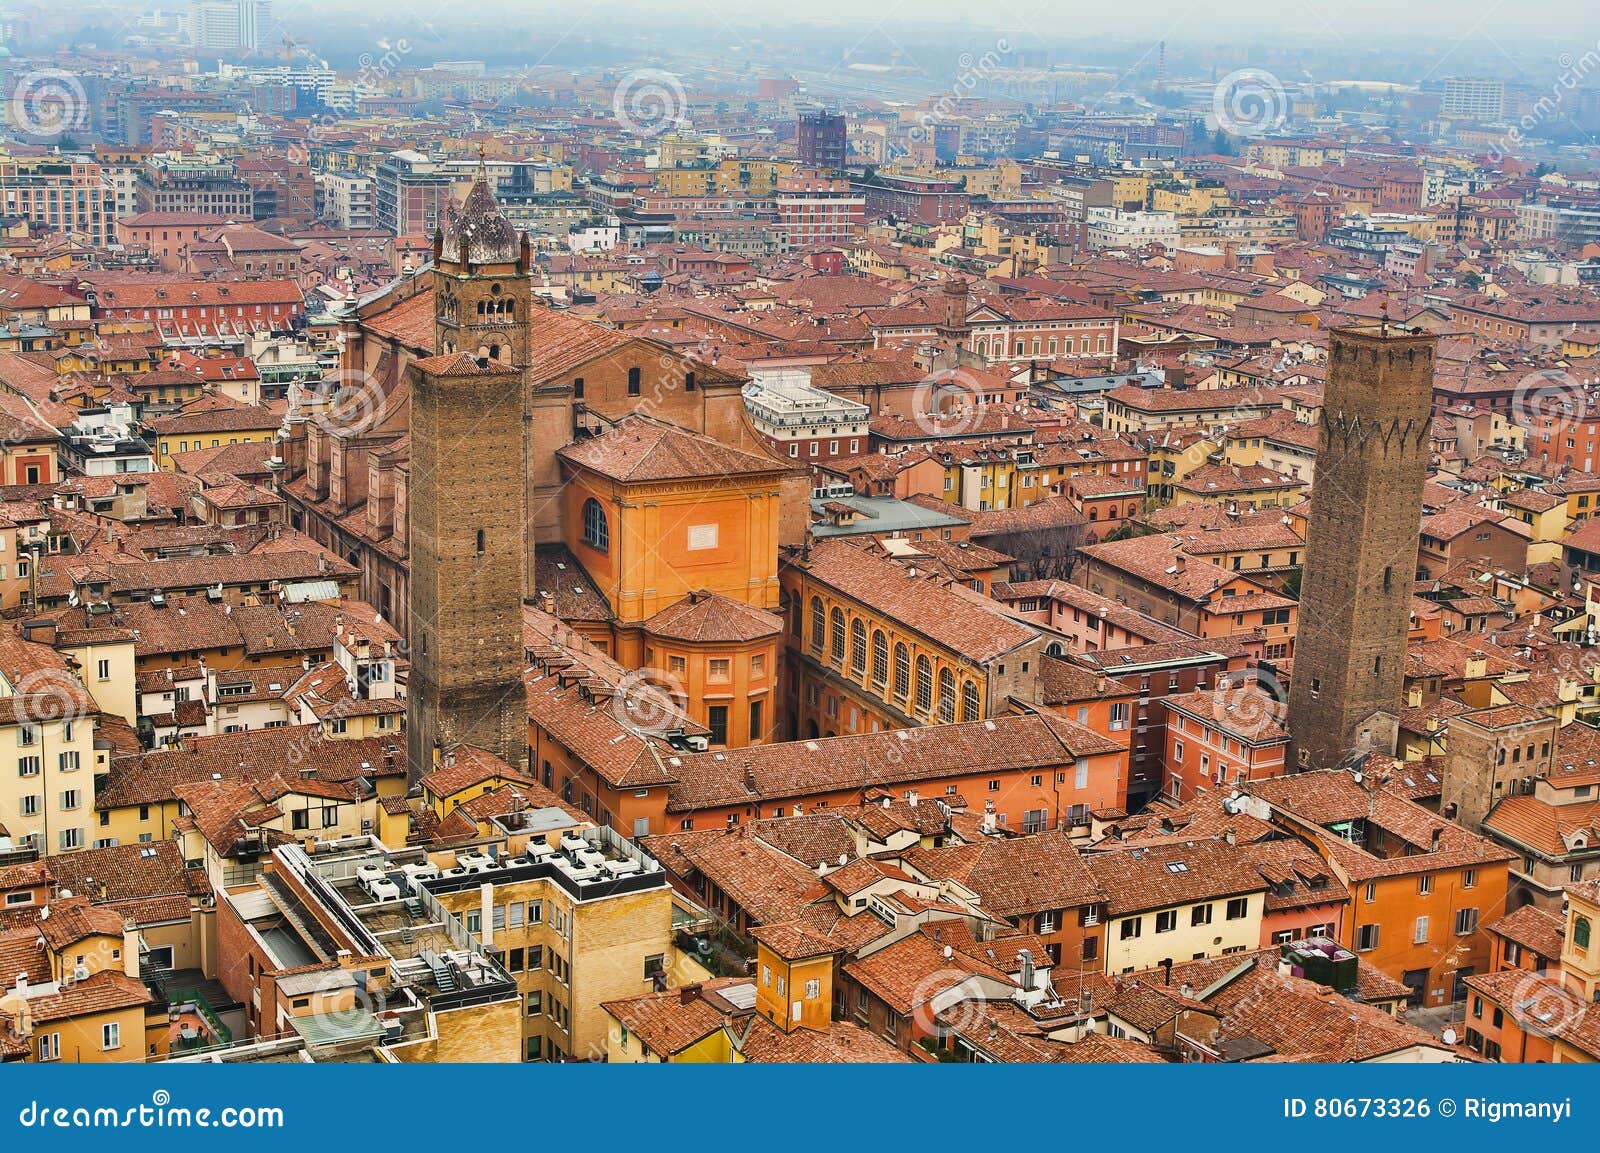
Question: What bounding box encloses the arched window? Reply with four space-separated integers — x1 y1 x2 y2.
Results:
810 598 825 651
893 643 910 699
581 498 608 553
1577 916 1592 950
829 608 846 663
872 630 888 686
850 619 867 675
962 680 980 721
915 655 933 714
938 668 956 723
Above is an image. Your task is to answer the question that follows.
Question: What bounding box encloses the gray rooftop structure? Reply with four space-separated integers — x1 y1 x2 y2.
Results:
809 493 969 539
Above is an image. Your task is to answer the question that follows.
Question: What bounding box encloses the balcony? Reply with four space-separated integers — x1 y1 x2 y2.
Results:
144 966 236 1054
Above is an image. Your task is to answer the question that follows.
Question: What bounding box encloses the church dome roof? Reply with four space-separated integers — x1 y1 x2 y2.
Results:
440 161 520 266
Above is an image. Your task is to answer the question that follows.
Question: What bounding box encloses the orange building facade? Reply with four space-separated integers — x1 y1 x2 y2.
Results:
780 537 1043 742
1163 684 1289 804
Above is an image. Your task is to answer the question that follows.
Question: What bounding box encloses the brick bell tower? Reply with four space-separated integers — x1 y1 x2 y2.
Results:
1286 320 1437 773
406 157 531 782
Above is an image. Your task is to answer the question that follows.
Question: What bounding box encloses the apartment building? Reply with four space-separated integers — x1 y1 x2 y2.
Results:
0 155 112 245
1086 840 1268 974
781 536 1043 739
1244 770 1515 1006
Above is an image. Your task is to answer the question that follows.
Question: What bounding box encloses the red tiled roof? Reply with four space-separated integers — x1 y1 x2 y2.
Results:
558 415 788 482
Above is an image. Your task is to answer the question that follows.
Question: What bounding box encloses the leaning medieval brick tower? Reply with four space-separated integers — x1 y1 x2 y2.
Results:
406 162 531 782
1285 322 1437 772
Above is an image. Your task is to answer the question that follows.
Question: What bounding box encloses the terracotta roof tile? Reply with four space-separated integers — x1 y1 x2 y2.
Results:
1085 838 1269 917
558 415 788 483
790 536 1038 663
643 591 782 644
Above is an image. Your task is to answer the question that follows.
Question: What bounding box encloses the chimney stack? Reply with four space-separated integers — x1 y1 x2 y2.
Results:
123 927 140 979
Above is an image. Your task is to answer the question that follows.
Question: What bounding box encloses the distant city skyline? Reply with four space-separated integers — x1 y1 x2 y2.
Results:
45 0 1600 77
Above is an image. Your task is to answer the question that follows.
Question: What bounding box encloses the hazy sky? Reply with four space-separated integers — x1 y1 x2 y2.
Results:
69 0 1600 81
89 0 1596 42
378 0 1598 42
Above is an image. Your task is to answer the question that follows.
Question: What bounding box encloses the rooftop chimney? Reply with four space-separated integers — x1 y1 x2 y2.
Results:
123 928 140 979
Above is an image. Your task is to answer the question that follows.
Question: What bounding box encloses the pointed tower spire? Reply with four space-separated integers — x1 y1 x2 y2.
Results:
439 145 518 269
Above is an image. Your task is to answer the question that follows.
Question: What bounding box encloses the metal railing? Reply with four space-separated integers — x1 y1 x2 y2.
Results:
163 985 234 1048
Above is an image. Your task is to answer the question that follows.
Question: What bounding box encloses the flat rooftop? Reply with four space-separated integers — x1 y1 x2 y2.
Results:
271 840 520 1015
417 824 668 904
809 494 969 538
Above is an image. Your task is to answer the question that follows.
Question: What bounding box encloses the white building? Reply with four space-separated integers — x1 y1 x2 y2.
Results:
218 64 337 102
62 405 153 477
742 372 870 462
566 220 620 254
1516 201 1600 248
1085 207 1180 251
189 0 271 52
319 172 375 229
1421 162 1493 207
1442 77 1506 122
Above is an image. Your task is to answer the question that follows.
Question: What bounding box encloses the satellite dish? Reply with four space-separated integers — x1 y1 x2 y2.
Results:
1442 1027 1458 1045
